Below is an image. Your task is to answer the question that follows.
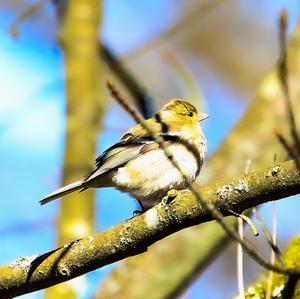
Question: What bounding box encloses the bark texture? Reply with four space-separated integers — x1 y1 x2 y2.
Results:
96 19 300 299
0 160 299 298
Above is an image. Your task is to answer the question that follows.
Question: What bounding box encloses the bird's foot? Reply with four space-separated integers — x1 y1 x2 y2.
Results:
161 189 178 210
132 209 143 217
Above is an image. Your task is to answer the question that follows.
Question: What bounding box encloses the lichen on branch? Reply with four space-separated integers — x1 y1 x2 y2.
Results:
0 160 299 298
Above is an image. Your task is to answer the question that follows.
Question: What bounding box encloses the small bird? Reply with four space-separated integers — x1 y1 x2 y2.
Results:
40 99 208 210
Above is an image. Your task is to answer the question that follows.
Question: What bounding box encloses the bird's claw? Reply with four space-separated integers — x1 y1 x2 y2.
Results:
132 210 143 217
161 189 178 208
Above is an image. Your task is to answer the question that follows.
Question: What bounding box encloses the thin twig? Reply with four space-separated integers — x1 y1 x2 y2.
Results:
8 0 47 38
230 160 259 237
229 209 258 236
278 9 300 156
277 132 300 171
265 202 277 299
237 217 245 299
101 45 153 118
253 208 284 265
107 81 300 277
13 0 153 119
237 160 252 298
107 80 145 122
125 0 226 60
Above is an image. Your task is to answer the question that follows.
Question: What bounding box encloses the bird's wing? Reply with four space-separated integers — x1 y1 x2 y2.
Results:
84 137 163 183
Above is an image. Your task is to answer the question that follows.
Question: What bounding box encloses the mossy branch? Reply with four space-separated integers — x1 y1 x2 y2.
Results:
97 13 300 299
242 235 300 299
47 0 105 297
0 160 300 297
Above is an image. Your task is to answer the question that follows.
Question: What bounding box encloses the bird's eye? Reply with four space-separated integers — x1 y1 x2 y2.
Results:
188 112 193 117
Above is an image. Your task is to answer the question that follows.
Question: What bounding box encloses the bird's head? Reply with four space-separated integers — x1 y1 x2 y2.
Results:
159 99 208 128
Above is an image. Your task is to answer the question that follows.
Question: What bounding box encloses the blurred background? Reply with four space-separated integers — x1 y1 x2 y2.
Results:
1 1 300 298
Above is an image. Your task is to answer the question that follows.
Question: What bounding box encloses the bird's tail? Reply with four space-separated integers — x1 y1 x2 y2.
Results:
39 180 84 205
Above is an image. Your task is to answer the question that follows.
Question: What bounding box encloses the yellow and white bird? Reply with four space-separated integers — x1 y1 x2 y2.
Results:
40 99 208 210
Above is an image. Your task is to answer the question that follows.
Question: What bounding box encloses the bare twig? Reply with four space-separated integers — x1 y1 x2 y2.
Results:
237 160 252 299
107 81 300 277
107 80 145 122
125 0 226 60
237 217 245 299
228 209 258 236
52 0 154 117
101 46 153 118
278 9 300 158
265 202 277 299
11 1 154 120
277 132 300 171
230 160 258 237
253 208 284 265
8 0 47 38
161 48 204 109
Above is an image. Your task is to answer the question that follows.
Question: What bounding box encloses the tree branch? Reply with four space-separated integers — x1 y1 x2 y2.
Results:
100 44 154 118
1 160 300 297
106 81 284 275
97 18 300 299
47 0 105 297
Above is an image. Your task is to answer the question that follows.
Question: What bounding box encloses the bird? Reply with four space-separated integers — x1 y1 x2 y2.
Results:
40 99 208 211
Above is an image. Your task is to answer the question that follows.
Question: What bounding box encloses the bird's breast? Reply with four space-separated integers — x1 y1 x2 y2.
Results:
112 143 201 206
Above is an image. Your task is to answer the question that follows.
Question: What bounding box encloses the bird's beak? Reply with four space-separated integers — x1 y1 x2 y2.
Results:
197 112 209 122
